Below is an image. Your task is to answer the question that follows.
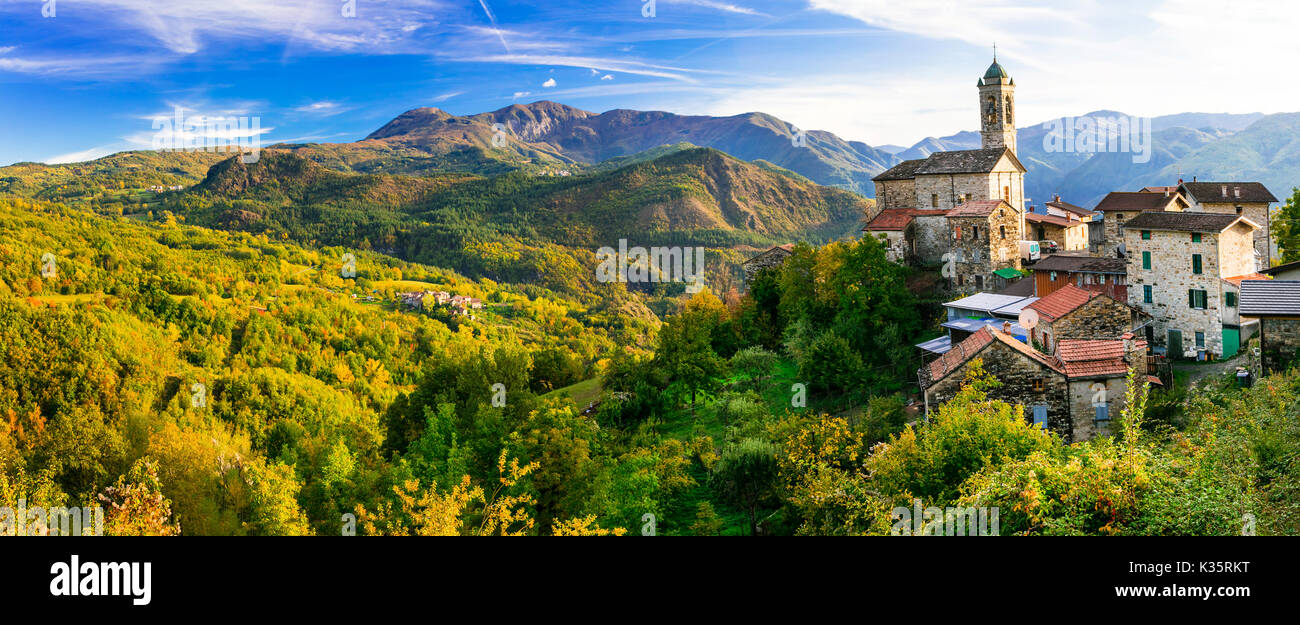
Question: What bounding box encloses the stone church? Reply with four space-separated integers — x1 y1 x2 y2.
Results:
865 58 1027 288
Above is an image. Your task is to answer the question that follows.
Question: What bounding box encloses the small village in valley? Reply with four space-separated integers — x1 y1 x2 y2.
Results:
747 58 1299 443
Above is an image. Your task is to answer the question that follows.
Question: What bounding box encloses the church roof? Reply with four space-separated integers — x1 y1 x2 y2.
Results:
915 147 1024 176
984 61 1009 80
872 158 927 182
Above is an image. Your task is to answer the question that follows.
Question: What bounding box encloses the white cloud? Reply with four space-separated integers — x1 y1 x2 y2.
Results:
601 74 614 81
45 145 122 165
668 0 768 16
432 91 465 102
542 78 557 88
23 0 447 55
294 101 345 115
512 91 532 100
447 53 725 83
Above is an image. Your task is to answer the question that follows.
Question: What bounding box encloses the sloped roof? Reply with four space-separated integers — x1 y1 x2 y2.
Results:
1262 260 1300 277
863 208 949 231
1031 255 1126 274
926 326 997 382
1094 191 1185 212
944 292 1034 313
1180 182 1278 204
1045 200 1094 217
925 327 1062 385
1056 338 1147 379
1121 211 1257 233
914 148 1025 175
949 199 1012 218
1224 273 1270 286
1025 212 1077 227
1240 280 1300 316
872 159 927 182
742 244 795 266
1026 284 1105 321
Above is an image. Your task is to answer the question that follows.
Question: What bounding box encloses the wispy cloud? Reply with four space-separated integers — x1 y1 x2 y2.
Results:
670 0 769 16
447 53 724 82
432 91 465 102
542 78 557 88
294 101 347 116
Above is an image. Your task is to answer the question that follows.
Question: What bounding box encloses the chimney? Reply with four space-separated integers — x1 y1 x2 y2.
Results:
1177 177 1183 185
1122 331 1135 356
1002 321 1012 334
1054 194 1061 202
1193 176 1197 183
1164 188 1170 198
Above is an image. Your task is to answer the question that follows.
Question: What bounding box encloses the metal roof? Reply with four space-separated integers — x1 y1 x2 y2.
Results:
915 335 953 355
1240 280 1300 316
943 292 1034 314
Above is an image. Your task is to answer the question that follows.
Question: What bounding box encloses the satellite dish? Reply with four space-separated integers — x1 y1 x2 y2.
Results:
1018 308 1039 330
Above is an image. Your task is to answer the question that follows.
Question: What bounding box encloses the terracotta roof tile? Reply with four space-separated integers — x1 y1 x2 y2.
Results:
1026 284 1102 321
864 208 949 231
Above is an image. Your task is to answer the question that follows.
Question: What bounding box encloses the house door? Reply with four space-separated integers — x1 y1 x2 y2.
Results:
1032 405 1048 429
1222 328 1240 358
1168 329 1183 358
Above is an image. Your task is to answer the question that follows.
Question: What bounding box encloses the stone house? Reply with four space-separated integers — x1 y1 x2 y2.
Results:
947 199 1023 291
1030 255 1128 301
1123 212 1260 359
1092 191 1189 257
1239 279 1300 374
1024 284 1140 352
741 244 794 281
1177 181 1278 264
1025 211 1089 251
918 325 1148 442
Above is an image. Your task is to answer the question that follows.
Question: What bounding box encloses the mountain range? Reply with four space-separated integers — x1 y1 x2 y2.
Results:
268 101 1298 209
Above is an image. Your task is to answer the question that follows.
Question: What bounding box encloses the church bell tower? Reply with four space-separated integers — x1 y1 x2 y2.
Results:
978 54 1016 153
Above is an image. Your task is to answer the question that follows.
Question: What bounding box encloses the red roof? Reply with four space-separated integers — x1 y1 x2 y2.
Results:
864 208 949 232
1224 273 1270 286
927 327 1064 384
1057 339 1126 361
1026 284 1105 321
1056 338 1147 379
948 199 1011 218
1025 212 1077 227
927 326 996 381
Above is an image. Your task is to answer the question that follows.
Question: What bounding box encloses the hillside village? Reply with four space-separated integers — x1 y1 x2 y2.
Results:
749 58 1297 444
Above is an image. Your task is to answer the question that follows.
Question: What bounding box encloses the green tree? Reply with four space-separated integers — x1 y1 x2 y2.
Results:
1275 187 1300 262
712 438 780 536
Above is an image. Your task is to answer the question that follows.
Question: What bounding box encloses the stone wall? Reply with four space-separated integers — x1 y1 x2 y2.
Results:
875 179 917 210
1051 295 1134 341
1069 378 1119 442
913 213 951 265
874 229 908 263
1260 317 1300 374
924 343 1073 441
949 207 1021 290
1196 201 1270 265
1125 228 1233 357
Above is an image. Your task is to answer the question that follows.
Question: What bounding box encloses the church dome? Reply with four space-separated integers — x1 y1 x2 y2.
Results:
983 61 1008 80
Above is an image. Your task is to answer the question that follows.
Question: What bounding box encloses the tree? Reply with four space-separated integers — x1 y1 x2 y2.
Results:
655 301 727 420
1275 187 1300 263
712 438 779 536
730 346 777 391
98 459 181 536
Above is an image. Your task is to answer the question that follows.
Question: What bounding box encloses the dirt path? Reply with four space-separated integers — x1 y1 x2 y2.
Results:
1173 352 1250 389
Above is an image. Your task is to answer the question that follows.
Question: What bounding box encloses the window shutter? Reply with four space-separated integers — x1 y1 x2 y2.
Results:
1095 405 1109 421
1189 289 1195 308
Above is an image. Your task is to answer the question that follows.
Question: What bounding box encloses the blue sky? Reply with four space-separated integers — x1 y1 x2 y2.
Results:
1 0 1297 165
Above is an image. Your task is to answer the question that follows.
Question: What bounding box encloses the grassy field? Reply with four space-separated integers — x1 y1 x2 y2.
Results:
29 293 109 306
545 376 603 409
